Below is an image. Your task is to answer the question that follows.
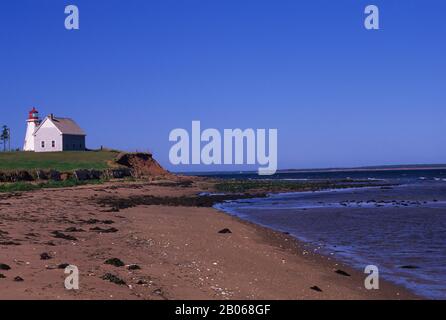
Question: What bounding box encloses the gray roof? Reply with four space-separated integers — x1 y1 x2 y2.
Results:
35 116 86 136
51 117 86 135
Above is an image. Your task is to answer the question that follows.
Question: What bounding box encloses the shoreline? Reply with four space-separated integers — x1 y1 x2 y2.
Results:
213 182 446 300
0 179 418 299
212 206 420 300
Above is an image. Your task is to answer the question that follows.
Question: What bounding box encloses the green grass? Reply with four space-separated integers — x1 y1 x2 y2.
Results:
0 151 119 171
0 179 105 193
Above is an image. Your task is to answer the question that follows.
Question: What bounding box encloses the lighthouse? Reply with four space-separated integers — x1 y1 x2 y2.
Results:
23 107 41 151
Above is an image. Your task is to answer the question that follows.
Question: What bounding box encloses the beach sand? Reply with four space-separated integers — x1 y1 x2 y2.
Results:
0 180 416 300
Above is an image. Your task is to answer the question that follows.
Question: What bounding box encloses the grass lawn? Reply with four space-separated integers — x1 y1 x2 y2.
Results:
0 179 105 193
0 151 119 171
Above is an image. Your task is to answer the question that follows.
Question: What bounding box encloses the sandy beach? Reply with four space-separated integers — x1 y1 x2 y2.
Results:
0 179 416 300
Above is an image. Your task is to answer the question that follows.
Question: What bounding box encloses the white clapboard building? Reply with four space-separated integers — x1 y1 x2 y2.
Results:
23 108 86 152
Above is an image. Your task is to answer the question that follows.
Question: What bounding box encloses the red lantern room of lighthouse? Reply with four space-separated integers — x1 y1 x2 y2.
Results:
28 107 40 121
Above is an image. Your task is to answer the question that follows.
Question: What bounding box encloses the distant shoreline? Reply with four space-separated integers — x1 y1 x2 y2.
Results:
277 166 446 174
178 165 446 176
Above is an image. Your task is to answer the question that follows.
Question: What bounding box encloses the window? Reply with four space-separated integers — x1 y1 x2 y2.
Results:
52 141 55 148
41 141 45 148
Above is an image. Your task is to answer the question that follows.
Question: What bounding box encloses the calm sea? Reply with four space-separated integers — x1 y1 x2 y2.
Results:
197 168 446 183
202 169 446 299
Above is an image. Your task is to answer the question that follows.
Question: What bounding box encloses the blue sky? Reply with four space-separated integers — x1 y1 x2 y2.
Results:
0 0 445 171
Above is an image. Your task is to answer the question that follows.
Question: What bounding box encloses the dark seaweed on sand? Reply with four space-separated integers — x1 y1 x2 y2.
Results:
97 193 267 210
101 273 126 285
105 258 125 267
0 263 11 270
51 231 77 241
90 227 118 233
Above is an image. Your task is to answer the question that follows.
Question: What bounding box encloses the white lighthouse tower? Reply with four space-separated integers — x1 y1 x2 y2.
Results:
23 107 41 151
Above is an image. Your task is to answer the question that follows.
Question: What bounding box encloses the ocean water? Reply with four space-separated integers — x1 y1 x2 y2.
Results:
200 168 446 184
209 169 446 299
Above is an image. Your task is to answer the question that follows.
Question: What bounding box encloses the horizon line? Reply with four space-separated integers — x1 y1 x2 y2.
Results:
173 163 446 175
